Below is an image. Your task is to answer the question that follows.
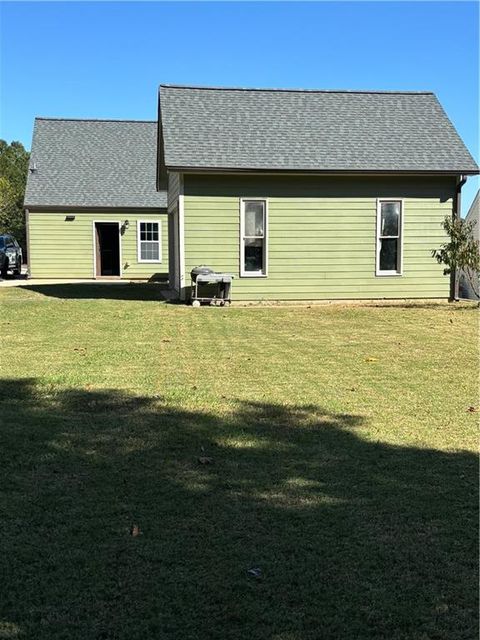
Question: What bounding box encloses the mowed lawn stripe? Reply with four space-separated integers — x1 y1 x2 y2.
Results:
0 284 477 640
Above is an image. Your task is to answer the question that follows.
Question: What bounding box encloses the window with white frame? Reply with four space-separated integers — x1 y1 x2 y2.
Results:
137 220 162 262
376 200 403 275
240 199 267 276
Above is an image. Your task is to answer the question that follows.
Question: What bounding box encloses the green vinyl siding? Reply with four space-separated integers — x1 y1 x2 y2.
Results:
183 174 454 301
28 211 168 279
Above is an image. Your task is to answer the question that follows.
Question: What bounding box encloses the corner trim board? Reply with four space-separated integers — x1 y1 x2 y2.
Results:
178 175 186 300
25 208 31 277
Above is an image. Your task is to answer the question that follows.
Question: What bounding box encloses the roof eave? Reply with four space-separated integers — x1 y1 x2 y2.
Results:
164 165 479 176
24 204 168 212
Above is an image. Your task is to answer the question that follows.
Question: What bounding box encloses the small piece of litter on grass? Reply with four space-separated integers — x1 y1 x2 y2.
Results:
130 524 141 537
467 406 479 413
247 568 262 579
198 456 213 465
365 357 378 362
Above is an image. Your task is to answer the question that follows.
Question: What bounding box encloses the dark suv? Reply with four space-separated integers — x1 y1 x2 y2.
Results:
0 234 22 278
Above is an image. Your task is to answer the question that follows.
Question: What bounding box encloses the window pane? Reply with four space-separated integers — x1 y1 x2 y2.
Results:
379 238 398 271
381 202 400 236
140 222 159 245
140 243 149 260
244 238 264 272
244 202 264 236
141 242 159 261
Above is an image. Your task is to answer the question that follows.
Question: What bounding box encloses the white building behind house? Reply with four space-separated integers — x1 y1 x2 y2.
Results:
459 190 479 299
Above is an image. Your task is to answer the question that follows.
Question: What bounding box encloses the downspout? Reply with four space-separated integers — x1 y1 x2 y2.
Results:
450 175 467 301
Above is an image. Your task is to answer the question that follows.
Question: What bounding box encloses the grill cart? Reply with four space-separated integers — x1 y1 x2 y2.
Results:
190 266 234 307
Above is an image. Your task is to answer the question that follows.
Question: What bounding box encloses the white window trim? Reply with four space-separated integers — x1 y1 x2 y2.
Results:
137 219 162 263
376 199 404 277
239 198 268 277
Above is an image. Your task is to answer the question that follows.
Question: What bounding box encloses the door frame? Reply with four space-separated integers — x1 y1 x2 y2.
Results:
92 220 122 278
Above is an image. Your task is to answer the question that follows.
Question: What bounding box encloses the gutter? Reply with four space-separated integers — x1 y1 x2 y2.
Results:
450 175 468 301
24 205 168 213
164 166 480 177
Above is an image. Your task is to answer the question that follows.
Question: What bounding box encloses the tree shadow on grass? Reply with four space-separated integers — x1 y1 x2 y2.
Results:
0 379 477 640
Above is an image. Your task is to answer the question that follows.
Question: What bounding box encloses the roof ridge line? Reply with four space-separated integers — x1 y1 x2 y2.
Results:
35 117 156 123
159 84 434 95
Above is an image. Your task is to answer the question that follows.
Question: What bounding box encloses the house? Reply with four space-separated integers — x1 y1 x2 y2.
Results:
159 85 478 301
25 86 479 302
459 190 479 300
24 118 168 279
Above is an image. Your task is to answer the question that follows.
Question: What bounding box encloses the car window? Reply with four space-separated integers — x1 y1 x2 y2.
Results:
5 237 13 248
0 238 4 250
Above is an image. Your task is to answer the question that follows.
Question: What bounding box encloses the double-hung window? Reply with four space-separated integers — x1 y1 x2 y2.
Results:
240 199 268 277
137 220 162 263
376 200 403 275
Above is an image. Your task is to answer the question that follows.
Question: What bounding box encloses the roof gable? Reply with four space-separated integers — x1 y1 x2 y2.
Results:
25 119 167 209
159 85 478 175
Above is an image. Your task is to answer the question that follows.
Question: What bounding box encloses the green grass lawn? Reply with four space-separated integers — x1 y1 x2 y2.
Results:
0 284 478 640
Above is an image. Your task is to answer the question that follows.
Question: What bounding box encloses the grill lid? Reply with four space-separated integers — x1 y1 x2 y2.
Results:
191 265 215 281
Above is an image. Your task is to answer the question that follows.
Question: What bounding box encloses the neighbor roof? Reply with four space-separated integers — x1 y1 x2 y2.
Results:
158 85 479 174
25 119 167 209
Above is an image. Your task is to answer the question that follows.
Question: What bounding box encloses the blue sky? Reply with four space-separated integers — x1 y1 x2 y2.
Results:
1 1 478 212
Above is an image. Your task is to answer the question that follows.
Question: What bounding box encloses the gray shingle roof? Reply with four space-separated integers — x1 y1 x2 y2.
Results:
159 85 478 174
25 118 166 209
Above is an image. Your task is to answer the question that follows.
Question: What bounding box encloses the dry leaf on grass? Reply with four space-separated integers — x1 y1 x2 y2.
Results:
467 406 479 413
365 357 378 362
73 347 87 355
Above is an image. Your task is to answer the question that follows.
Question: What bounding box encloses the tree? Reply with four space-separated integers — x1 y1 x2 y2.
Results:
0 140 30 250
432 215 480 300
